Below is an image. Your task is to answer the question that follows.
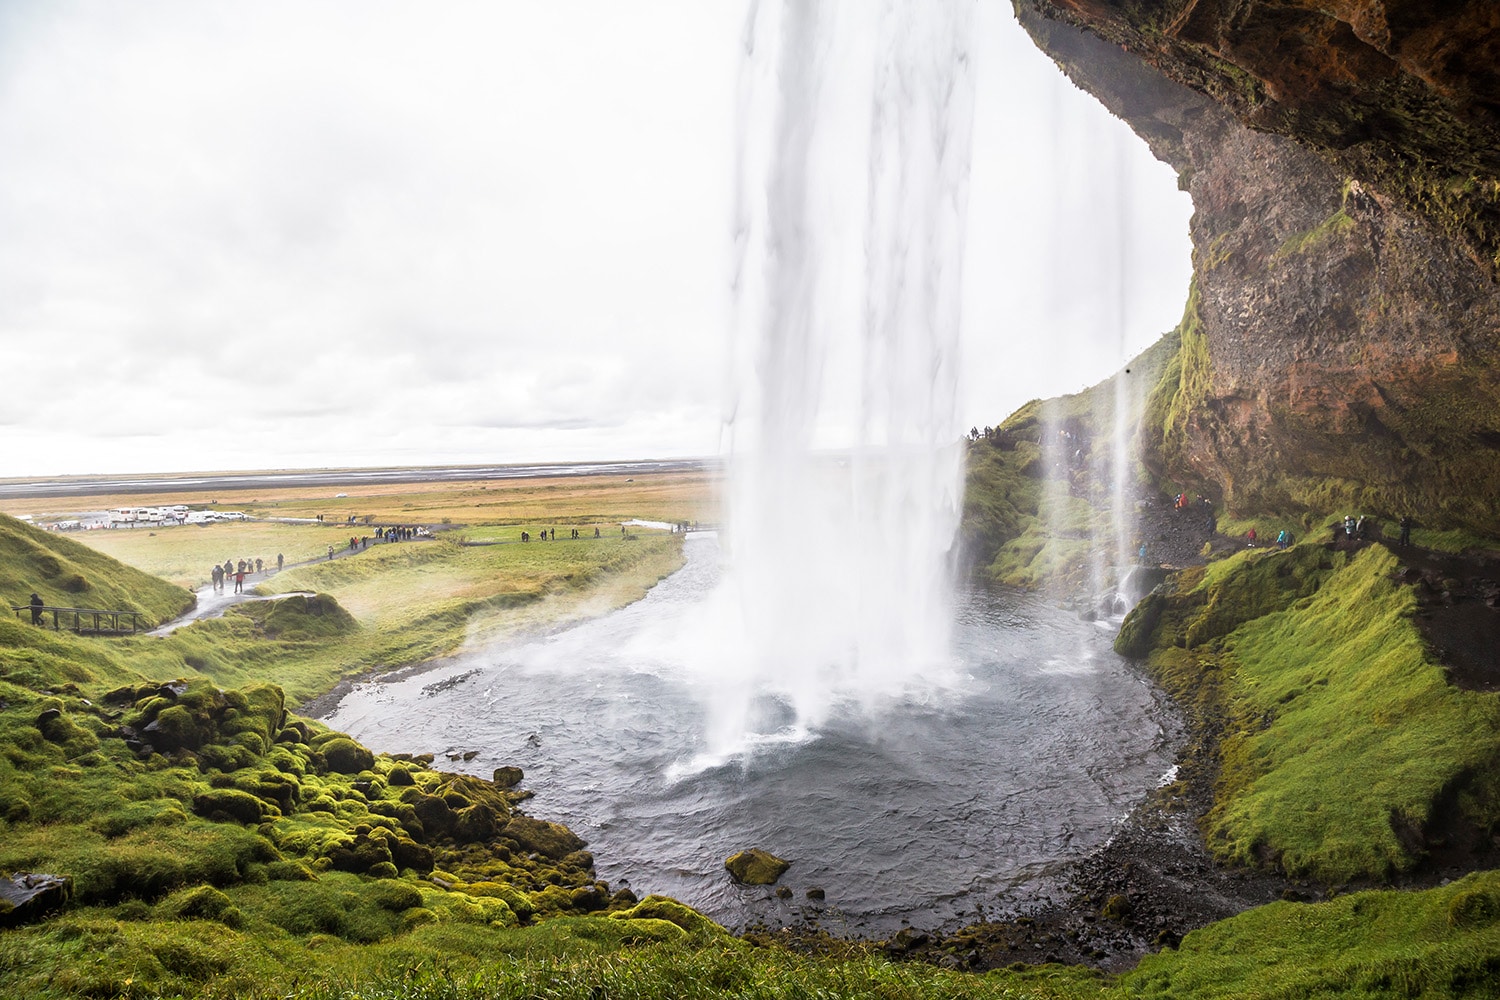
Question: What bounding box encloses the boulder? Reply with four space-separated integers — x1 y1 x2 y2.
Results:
492 765 524 789
0 873 72 927
725 848 790 885
501 815 585 859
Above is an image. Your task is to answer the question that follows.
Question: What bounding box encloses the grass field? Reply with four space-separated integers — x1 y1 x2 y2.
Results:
0 469 722 527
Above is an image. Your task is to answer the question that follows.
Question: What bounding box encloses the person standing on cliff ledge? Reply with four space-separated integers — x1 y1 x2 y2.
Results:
1399 515 1413 547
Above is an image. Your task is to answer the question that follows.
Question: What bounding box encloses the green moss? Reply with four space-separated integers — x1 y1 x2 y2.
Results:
724 847 790 886
1140 281 1210 496
1272 207 1356 262
1131 544 1500 883
1122 872 1500 999
609 895 725 938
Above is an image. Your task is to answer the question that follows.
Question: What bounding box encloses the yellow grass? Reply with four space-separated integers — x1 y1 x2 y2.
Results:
22 469 719 590
0 470 722 526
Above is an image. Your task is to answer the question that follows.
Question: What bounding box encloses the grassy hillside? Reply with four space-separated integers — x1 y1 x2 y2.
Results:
0 514 193 627
1117 541 1500 883
960 329 1178 590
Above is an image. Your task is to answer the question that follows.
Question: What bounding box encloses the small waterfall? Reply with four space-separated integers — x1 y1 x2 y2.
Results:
712 0 975 757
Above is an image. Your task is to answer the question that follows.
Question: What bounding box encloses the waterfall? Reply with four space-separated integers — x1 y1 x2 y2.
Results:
710 0 975 757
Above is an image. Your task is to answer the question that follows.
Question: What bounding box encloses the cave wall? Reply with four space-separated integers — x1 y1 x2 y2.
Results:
1014 1 1500 531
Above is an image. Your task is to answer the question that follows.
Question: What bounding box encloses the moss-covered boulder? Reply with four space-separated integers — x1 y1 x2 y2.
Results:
192 789 272 825
725 847 790 885
609 894 724 936
320 737 375 774
502 815 585 860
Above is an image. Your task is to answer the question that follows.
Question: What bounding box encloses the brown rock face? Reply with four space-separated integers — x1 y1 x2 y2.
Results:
1022 0 1500 272
1015 2 1500 529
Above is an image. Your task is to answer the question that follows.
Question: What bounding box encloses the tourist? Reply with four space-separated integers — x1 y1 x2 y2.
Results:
211 564 223 592
255 557 263 574
1355 515 1367 541
594 527 600 539
327 545 334 561
1276 529 1290 550
1344 514 1357 543
1399 515 1413 546
277 553 284 572
233 568 245 594
29 592 44 626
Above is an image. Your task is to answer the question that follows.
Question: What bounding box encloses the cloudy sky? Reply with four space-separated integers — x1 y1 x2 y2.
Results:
0 1 1191 478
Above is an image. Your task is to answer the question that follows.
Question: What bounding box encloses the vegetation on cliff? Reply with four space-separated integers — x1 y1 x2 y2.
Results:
1119 541 1500 884
961 329 1180 591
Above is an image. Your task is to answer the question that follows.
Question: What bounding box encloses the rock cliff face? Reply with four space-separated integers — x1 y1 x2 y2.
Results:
1014 1 1500 531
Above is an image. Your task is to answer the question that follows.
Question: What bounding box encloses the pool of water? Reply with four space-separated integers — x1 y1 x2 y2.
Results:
323 534 1177 934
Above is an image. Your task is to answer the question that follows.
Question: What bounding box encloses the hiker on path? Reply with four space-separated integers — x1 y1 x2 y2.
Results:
233 568 245 594
29 592 43 626
277 553 284 572
1399 515 1413 546
1276 529 1290 550
211 564 224 592
255 558 263 574
327 545 334 561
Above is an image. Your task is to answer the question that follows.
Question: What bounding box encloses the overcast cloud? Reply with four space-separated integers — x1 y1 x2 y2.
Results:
0 1 1191 477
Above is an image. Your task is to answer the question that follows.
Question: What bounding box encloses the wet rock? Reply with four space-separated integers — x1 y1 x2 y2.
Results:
0 873 72 927
493 765 524 788
725 848 791 886
806 887 826 901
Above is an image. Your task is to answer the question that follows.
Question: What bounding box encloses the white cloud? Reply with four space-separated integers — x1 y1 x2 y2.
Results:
0 1 1190 476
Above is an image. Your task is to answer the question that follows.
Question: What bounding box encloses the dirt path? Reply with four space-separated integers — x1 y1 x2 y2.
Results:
149 534 433 635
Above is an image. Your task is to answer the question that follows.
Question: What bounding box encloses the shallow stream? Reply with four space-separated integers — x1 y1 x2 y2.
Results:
324 534 1177 934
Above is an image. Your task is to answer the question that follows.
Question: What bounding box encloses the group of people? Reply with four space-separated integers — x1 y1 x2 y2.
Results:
210 554 284 594
521 526 608 542
1244 527 1293 550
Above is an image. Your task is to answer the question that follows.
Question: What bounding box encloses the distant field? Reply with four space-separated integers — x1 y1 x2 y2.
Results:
0 469 721 526
11 469 719 590
66 522 351 589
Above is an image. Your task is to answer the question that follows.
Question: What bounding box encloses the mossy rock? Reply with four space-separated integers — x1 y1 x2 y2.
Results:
325 833 393 874
501 815 585 859
1115 591 1167 659
610 915 688 943
192 789 271 825
163 885 242 927
492 765 524 788
388 837 435 874
725 847 790 885
320 737 375 774
464 881 535 919
366 880 423 912
609 894 723 937
453 803 499 843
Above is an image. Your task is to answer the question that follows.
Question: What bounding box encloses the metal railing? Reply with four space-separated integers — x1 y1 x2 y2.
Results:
11 605 143 635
